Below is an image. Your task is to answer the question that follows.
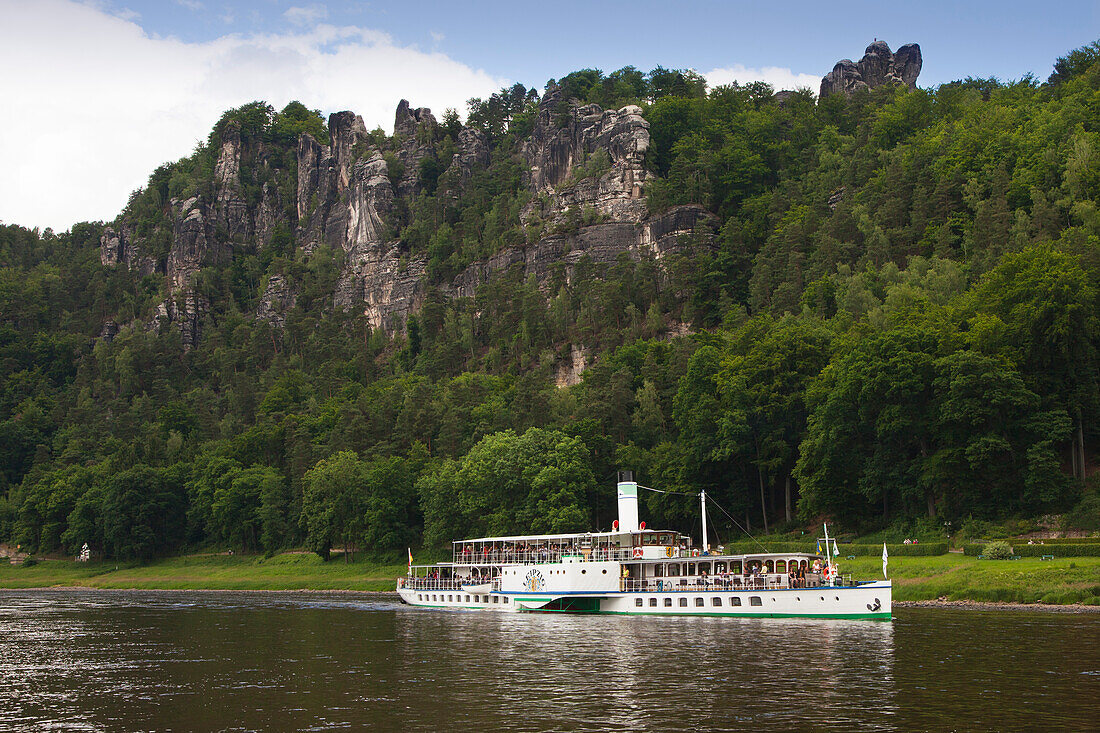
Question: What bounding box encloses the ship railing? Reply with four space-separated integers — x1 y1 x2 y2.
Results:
451 549 640 565
402 578 465 591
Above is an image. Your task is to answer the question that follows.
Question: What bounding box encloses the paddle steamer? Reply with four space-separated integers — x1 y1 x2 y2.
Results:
397 472 891 619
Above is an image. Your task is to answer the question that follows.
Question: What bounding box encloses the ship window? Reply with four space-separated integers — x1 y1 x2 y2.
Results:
776 560 787 573
493 596 499 603
730 597 741 606
688 563 696 576
731 561 742 574
765 560 774 573
465 595 471 602
835 596 840 601
715 562 726 573
654 564 664 576
699 562 711 574
649 598 657 607
602 569 607 574
712 597 721 607
667 564 680 577
679 598 688 607
635 598 644 607
417 594 422 601
664 598 672 607
503 597 509 604
750 596 762 606
448 595 453 602
431 595 437 602
695 598 704 607
581 569 586 574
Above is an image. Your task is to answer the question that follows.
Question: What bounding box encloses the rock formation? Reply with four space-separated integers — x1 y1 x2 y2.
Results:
101 90 716 340
520 87 651 228
819 41 922 98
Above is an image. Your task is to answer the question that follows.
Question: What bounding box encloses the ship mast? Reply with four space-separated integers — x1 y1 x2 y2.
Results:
700 490 708 554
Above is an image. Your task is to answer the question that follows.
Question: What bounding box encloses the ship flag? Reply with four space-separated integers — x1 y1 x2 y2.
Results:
816 540 823 555
882 543 889 579
407 547 413 574
832 539 840 557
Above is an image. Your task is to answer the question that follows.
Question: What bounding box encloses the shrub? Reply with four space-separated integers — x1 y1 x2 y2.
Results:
983 540 1014 559
1063 491 1100 531
964 542 1100 557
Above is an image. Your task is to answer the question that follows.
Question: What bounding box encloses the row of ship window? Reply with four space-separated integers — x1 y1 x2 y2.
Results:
634 595 841 607
415 593 843 606
418 594 505 603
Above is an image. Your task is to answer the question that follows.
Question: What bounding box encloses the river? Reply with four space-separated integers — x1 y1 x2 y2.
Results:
0 590 1096 731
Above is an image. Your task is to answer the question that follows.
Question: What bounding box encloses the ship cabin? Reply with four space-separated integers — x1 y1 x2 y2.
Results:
405 528 686 591
618 552 834 592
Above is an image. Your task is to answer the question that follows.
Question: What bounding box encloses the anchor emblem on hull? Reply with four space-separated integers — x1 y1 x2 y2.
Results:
866 598 881 612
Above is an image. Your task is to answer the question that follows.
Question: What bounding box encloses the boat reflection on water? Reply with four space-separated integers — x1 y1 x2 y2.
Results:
393 604 898 731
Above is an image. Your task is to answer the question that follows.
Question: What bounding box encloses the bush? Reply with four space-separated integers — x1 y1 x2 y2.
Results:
1063 491 1100 531
718 541 948 556
983 540 1014 559
964 542 1100 557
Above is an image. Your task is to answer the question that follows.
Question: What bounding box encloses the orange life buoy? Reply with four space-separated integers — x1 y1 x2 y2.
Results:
691 549 701 557
632 547 644 558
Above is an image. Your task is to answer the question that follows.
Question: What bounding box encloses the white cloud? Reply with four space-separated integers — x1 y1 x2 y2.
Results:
284 4 328 27
704 64 820 93
175 0 203 10
0 0 506 231
430 31 445 43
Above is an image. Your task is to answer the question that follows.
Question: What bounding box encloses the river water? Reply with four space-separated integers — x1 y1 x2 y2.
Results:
0 590 1096 732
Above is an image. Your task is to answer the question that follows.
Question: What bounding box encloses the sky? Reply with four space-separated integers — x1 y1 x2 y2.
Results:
1 0 1097 232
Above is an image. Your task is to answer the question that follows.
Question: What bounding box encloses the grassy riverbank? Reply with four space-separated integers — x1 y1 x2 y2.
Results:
1 552 1098 606
0 553 406 592
840 554 1100 605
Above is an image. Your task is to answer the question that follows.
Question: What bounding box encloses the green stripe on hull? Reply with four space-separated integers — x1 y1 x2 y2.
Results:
594 610 892 620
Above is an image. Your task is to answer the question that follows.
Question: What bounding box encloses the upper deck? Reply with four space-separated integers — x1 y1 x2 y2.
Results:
448 529 684 565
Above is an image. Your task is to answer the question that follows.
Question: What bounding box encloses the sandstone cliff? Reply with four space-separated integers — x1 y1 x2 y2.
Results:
820 41 922 98
100 88 718 345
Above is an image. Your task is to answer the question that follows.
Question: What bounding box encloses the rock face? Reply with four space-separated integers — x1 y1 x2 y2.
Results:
99 225 155 276
213 120 252 242
102 93 716 341
520 87 651 228
256 274 296 329
819 41 922 97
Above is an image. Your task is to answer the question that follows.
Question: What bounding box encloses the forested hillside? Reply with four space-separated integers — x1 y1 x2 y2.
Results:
2 41 1099 561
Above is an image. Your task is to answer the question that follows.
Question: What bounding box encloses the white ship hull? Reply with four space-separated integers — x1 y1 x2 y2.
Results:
398 579 892 620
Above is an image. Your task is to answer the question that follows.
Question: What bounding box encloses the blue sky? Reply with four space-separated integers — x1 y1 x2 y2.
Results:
1 0 1096 230
116 0 1098 88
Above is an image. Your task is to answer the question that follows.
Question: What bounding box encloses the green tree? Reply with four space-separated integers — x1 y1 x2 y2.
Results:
301 451 367 561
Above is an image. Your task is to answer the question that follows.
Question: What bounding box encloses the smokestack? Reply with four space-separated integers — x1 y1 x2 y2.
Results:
617 470 639 533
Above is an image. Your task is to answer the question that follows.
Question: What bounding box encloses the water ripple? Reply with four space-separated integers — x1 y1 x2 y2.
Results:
0 590 1096 732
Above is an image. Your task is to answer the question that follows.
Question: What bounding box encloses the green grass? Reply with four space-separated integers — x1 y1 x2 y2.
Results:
2 552 1098 606
841 554 1100 605
0 553 407 592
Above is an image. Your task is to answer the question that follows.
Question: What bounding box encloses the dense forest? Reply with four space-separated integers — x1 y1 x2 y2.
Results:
2 41 1099 562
